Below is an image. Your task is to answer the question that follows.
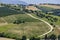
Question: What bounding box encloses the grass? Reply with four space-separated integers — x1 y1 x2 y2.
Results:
0 24 16 32
1 14 40 23
49 15 60 26
0 6 24 17
0 22 50 38
37 6 54 12
0 6 40 23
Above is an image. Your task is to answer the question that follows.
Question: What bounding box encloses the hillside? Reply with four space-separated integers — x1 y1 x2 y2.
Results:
0 5 50 39
0 3 60 40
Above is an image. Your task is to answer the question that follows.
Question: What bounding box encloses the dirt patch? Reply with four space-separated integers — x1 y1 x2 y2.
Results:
0 23 8 26
0 37 15 40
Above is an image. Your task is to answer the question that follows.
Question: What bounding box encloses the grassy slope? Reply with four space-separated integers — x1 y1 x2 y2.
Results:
0 22 50 38
2 14 40 23
0 7 20 17
0 6 40 23
0 6 50 38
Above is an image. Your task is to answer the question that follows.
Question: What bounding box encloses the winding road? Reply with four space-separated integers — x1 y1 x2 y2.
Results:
26 13 53 37
8 8 53 40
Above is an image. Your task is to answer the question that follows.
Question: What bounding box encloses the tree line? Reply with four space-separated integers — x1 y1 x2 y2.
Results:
0 32 60 40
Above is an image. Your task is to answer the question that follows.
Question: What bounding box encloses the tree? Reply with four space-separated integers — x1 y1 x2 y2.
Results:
45 35 48 40
21 35 26 40
49 34 56 40
36 37 40 40
30 37 40 40
16 38 21 40
13 20 20 24
30 37 36 40
53 18 58 22
50 23 53 25
58 35 60 40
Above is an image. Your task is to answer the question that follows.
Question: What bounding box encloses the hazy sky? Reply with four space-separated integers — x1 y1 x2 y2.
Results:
0 0 60 4
20 0 60 4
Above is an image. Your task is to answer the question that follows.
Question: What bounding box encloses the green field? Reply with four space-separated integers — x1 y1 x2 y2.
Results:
0 22 50 38
0 7 20 17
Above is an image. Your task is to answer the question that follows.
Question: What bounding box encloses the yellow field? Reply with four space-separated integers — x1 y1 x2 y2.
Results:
40 5 60 9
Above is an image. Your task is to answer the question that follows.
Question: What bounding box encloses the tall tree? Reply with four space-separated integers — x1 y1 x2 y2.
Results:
45 35 48 40
21 35 26 40
58 35 60 40
30 37 40 40
49 34 56 40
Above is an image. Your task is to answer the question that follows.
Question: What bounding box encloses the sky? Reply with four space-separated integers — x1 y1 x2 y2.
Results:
20 0 60 4
0 0 60 4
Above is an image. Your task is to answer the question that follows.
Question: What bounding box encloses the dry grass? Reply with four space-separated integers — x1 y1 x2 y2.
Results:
0 37 15 40
40 5 60 9
8 22 50 38
53 25 60 36
26 6 39 11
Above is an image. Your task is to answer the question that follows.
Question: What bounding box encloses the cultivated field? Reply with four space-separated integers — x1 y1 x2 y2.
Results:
40 5 60 9
26 6 39 11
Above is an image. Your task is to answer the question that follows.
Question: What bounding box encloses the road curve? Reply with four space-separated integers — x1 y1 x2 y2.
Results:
26 13 53 37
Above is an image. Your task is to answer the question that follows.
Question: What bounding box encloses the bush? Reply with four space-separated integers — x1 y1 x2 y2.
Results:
58 35 60 40
21 35 26 40
13 20 25 24
0 32 19 39
30 37 40 40
48 34 56 40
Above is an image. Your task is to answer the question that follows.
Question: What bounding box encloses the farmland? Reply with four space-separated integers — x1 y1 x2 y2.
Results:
40 5 60 9
0 3 60 40
0 5 50 39
25 6 39 11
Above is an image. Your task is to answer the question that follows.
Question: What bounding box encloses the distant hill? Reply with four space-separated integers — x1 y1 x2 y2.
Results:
0 0 28 5
39 3 60 6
